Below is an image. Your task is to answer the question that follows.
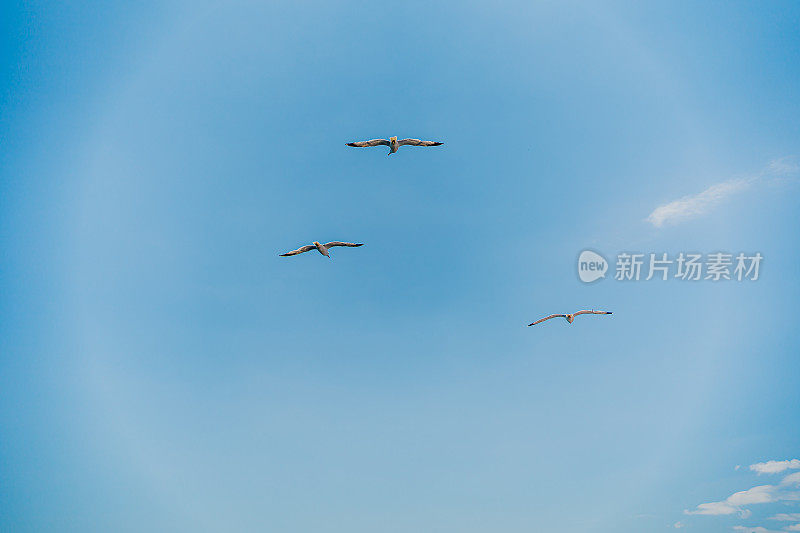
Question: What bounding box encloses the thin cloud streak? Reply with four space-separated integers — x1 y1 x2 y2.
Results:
647 178 750 227
684 470 800 517
647 157 798 228
770 513 800 522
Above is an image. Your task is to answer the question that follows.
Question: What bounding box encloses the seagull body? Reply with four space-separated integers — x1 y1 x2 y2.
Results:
280 241 363 258
347 136 443 155
528 309 612 326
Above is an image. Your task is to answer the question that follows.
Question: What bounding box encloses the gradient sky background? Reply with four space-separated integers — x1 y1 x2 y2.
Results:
2 1 800 532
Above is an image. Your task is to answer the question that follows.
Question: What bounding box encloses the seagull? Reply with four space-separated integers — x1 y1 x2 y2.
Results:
346 136 443 155
528 309 612 326
279 241 364 258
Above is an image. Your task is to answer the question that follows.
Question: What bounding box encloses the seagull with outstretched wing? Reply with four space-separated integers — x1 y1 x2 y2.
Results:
280 241 363 259
528 309 612 326
347 135 443 155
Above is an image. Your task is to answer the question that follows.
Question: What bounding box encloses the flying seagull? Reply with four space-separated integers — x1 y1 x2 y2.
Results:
528 309 612 326
346 136 443 155
280 241 364 258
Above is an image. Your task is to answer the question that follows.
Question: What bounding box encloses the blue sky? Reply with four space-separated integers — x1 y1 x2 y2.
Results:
2 1 800 531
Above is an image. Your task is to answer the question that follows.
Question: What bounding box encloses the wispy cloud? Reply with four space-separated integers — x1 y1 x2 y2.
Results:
770 513 800 522
646 157 798 228
685 470 800 517
752 460 800 475
686 485 770 517
767 158 799 174
682 460 800 531
647 178 751 228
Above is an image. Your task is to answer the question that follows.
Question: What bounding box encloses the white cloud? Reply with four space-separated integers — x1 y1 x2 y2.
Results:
781 472 800 487
729 485 777 506
751 460 800 475
685 486 772 517
732 527 783 533
685 471 800 517
770 514 800 522
646 178 750 227
674 521 685 528
766 157 799 174
685 500 742 516
783 524 800 532
646 157 798 227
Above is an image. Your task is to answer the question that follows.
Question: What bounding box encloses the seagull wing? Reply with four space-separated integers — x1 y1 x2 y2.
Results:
572 310 613 317
280 245 316 257
346 139 390 147
397 138 443 147
323 242 364 248
528 314 567 326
